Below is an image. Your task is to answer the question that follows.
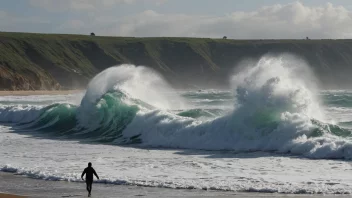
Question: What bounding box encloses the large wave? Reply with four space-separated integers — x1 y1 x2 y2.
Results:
1 57 352 159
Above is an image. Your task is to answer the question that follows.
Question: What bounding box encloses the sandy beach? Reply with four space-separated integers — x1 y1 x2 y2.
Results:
0 193 27 198
0 172 351 198
0 90 83 96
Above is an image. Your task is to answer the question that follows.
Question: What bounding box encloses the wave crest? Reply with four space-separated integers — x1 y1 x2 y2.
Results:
1 56 352 159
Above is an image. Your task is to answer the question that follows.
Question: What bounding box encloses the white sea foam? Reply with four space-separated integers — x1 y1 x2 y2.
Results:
2 55 351 159
115 55 352 159
77 65 186 129
0 105 42 123
1 129 352 194
0 93 83 105
2 55 352 194
80 65 185 110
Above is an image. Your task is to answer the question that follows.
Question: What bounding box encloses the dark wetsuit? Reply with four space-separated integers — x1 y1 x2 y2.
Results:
81 167 99 196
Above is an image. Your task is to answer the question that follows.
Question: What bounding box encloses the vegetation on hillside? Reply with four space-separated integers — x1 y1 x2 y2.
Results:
1 32 352 90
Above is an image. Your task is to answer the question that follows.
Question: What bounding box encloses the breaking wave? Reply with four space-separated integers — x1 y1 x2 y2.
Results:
1 56 352 159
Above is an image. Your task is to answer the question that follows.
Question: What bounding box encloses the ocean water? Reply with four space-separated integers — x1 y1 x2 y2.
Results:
1 55 352 194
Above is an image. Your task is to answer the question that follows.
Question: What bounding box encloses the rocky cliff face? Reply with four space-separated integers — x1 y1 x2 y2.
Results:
1 32 352 90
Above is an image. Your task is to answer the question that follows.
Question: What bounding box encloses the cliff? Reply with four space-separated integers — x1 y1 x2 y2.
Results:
1 32 352 90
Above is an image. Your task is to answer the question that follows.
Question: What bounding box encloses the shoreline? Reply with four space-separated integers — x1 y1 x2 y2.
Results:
0 90 83 96
0 172 350 198
0 193 27 198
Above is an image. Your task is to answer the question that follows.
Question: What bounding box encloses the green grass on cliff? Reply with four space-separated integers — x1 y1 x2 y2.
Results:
1 31 352 90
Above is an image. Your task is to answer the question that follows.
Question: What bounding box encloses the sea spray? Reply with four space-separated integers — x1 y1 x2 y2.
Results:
120 55 352 158
77 65 186 130
1 55 352 159
80 64 185 110
231 54 323 120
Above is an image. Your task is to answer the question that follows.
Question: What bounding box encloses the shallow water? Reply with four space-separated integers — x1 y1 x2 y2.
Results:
2 57 352 194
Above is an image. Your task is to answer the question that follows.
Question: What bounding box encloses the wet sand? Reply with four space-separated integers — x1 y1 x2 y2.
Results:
0 193 27 198
0 90 83 96
0 172 350 198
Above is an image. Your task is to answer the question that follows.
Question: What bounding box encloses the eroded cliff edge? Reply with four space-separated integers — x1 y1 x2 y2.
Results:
1 32 352 90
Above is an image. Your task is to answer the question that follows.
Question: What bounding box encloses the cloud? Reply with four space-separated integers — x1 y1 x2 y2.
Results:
87 1 352 39
0 10 51 33
4 1 352 39
0 10 49 27
58 20 85 32
0 11 6 18
29 0 167 11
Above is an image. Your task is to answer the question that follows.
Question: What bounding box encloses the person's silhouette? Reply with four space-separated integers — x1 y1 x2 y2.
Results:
81 162 99 197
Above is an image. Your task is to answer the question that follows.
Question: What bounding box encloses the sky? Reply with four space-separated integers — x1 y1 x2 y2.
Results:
0 0 352 39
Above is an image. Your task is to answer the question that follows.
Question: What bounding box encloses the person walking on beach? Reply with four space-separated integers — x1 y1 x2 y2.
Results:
81 162 99 197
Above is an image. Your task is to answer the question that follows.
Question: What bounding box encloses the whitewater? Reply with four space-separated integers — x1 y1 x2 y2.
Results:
1 55 352 194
